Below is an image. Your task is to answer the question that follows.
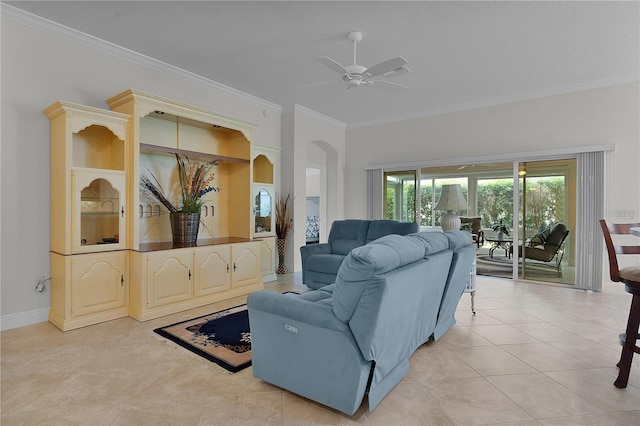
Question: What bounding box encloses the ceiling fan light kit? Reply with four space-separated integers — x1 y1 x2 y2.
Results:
312 31 410 90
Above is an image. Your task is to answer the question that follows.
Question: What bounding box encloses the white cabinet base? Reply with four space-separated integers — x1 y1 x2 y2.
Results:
129 242 263 322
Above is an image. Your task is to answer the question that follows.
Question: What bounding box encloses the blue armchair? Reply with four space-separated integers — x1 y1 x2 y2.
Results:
300 219 419 289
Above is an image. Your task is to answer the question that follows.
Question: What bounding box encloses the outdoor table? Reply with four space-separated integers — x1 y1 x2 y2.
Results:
486 237 513 258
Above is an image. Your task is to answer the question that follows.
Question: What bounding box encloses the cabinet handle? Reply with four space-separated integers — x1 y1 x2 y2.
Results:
121 206 125 217
227 264 230 273
189 269 192 280
233 262 237 272
120 274 124 286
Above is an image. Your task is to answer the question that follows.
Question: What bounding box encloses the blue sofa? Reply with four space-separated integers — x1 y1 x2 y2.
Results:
248 231 475 415
300 219 419 289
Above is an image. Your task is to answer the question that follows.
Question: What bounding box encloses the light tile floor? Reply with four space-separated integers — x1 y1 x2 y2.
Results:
2 274 639 425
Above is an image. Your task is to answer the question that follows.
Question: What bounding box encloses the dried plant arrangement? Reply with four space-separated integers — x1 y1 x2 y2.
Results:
140 153 219 213
275 192 294 240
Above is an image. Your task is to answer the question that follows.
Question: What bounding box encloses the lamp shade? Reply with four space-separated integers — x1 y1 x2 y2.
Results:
434 184 469 211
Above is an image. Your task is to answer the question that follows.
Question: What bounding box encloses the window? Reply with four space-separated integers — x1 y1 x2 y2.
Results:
420 177 468 227
384 171 416 222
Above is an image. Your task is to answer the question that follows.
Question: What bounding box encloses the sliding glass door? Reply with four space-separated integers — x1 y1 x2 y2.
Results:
420 177 469 227
517 159 576 284
384 170 416 222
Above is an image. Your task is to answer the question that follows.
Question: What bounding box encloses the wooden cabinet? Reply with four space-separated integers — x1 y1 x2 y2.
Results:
45 101 130 331
130 241 261 321
47 91 267 330
49 251 128 331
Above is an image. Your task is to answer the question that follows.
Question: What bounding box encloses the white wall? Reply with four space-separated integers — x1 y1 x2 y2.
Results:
281 106 346 272
0 13 283 329
345 82 640 224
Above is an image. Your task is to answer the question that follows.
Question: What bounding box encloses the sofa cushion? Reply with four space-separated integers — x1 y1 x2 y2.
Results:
365 220 419 244
305 253 346 274
331 234 426 323
328 220 370 255
443 230 473 250
408 232 450 256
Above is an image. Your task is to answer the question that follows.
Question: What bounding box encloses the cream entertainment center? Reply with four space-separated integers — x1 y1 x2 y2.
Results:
46 89 275 331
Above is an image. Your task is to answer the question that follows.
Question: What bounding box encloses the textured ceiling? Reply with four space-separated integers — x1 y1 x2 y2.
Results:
6 1 640 127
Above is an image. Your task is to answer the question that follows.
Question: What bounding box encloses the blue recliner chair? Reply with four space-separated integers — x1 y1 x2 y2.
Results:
300 219 419 289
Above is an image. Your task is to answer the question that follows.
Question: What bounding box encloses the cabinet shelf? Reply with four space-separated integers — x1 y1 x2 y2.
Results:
137 236 251 253
80 212 120 216
140 143 249 164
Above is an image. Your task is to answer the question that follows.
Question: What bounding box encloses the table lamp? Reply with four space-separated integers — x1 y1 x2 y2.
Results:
435 184 469 232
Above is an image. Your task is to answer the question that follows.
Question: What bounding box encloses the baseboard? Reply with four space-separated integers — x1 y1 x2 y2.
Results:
1 308 49 331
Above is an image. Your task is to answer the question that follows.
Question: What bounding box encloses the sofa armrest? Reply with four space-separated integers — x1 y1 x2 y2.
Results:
300 243 332 284
300 242 331 260
247 291 347 331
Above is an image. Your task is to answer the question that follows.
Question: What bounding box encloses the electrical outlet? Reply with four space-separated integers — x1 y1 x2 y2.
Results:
35 276 49 293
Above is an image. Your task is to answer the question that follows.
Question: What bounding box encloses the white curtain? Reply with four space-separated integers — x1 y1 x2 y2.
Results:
575 151 605 291
367 169 383 220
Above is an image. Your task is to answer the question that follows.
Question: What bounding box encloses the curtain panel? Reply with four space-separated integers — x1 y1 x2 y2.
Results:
575 151 605 291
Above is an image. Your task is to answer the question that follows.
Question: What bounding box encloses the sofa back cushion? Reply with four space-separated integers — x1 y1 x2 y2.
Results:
328 220 370 255
365 220 419 244
331 234 426 323
407 231 450 256
345 235 453 383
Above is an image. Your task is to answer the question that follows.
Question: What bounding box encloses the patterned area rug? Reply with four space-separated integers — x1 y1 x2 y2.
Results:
154 304 252 373
475 255 560 279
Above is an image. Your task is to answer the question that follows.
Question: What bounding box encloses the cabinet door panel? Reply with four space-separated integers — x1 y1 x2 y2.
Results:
147 251 192 308
71 252 127 317
259 238 276 281
253 184 275 237
231 242 261 288
194 246 230 296
72 169 126 253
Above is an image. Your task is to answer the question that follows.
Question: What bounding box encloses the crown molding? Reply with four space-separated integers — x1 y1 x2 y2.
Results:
282 104 346 128
1 4 282 112
348 76 640 130
365 144 615 171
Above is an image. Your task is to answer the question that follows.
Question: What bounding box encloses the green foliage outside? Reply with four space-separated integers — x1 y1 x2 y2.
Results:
386 176 565 232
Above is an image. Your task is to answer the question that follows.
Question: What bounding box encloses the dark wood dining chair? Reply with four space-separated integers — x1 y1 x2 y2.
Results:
599 219 640 388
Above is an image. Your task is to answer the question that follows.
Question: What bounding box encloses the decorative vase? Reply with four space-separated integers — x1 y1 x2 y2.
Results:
498 231 504 240
276 238 287 274
169 212 200 245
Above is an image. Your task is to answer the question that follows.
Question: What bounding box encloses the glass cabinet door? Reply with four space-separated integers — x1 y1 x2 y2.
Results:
253 185 274 236
72 169 126 253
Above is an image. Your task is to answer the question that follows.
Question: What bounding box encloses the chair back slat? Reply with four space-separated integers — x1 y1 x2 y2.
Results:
614 245 640 255
599 219 640 283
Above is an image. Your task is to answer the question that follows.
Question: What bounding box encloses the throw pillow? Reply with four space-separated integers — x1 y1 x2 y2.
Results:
528 227 551 247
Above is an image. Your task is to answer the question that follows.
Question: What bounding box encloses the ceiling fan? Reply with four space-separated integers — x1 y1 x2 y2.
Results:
305 31 410 90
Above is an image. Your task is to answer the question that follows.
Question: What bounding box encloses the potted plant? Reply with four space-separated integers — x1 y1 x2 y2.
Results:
491 219 510 240
140 153 218 244
275 192 293 273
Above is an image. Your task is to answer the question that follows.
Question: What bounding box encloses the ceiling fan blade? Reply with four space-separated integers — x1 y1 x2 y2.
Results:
297 80 341 90
364 56 408 78
367 80 408 91
318 56 350 75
